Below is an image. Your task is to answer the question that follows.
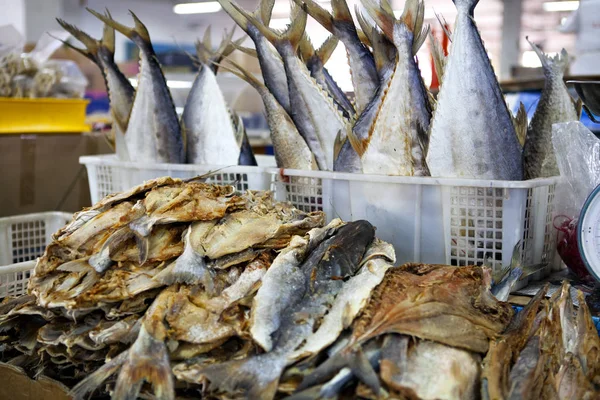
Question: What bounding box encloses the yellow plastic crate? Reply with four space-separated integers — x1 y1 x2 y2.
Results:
0 98 90 134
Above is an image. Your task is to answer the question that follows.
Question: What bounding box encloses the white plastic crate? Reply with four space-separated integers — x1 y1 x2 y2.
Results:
270 169 559 287
0 212 71 298
80 154 276 204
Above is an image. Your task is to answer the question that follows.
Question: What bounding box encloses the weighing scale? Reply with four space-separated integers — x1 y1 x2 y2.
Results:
574 81 600 280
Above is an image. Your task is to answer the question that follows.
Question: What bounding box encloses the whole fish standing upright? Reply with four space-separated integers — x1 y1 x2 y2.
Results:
341 0 431 176
425 0 523 180
233 2 351 170
88 9 184 164
297 0 379 113
183 27 256 165
298 35 355 119
56 14 134 161
523 40 579 179
218 59 317 170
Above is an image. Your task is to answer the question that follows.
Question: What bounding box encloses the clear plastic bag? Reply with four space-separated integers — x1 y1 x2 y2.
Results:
552 121 600 281
0 27 86 98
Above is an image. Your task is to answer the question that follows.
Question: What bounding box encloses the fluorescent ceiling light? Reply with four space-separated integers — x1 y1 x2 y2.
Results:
542 1 579 12
173 2 222 14
129 78 193 89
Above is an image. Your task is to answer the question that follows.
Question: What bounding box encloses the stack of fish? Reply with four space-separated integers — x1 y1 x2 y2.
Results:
0 177 325 390
217 0 581 180
57 10 257 166
483 282 600 399
1 188 599 399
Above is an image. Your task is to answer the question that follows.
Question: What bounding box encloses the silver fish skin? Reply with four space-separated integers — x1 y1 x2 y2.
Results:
297 0 379 113
198 220 375 400
347 0 430 176
425 0 523 180
524 42 578 179
56 16 134 160
236 3 350 170
218 0 291 114
491 267 523 302
219 60 317 170
88 9 184 164
182 63 241 165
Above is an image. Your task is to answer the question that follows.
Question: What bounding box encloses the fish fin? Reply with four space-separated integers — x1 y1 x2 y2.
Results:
574 97 583 119
355 7 374 47
526 37 569 74
55 19 99 61
230 42 258 58
398 0 429 54
135 232 150 265
215 57 266 92
86 8 152 44
257 0 276 25
453 0 479 17
316 35 339 65
298 34 316 62
232 1 306 49
347 346 381 395
218 0 252 34
362 0 394 43
102 9 116 54
294 0 334 33
70 351 128 399
347 127 367 157
331 0 354 23
435 11 453 42
513 102 528 147
333 130 346 161
428 30 446 86
200 353 284 399
113 325 175 400
153 227 217 294
197 26 240 72
203 25 212 51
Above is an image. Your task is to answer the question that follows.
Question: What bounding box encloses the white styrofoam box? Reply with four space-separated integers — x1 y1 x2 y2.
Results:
0 212 71 298
270 169 559 287
80 154 275 204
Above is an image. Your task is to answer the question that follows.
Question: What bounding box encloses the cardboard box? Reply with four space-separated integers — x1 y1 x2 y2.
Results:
0 363 71 400
0 132 113 217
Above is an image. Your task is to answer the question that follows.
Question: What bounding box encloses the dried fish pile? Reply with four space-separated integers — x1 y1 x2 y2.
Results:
483 282 600 399
1 195 599 400
0 177 326 392
57 11 256 165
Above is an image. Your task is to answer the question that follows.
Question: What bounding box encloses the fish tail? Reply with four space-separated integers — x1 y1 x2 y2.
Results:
229 0 289 45
153 228 218 294
86 8 151 46
362 0 395 41
216 57 266 93
331 0 353 23
257 0 276 25
316 35 339 65
513 102 528 147
113 325 175 400
453 0 479 16
102 9 116 55
294 0 334 32
70 351 128 399
526 37 569 76
298 35 316 62
200 353 284 399
55 18 100 61
355 7 373 47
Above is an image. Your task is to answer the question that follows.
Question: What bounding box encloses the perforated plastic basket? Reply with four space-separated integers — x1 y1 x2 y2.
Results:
270 169 559 288
80 154 275 204
0 212 71 298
